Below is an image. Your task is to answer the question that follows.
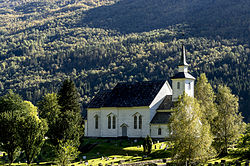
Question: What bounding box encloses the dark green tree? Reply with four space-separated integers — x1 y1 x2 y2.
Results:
143 135 152 155
0 91 24 165
58 79 81 114
237 123 250 157
55 79 83 164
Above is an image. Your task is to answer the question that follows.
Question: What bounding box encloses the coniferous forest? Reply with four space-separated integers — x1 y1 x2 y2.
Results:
0 0 249 121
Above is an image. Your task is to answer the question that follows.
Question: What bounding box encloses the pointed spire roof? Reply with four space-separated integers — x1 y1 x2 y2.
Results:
179 45 189 66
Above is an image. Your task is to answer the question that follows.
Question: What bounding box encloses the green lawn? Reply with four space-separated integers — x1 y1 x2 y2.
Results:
0 138 172 165
74 138 171 166
1 139 248 165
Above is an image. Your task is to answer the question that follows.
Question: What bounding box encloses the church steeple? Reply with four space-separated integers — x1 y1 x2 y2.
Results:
179 45 189 66
178 45 189 73
171 45 195 101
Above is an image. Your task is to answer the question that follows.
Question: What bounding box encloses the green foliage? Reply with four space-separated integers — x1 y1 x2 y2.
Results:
0 112 21 165
0 91 24 165
58 79 81 113
195 73 217 121
17 101 48 165
195 73 218 136
38 93 61 139
56 79 83 143
0 91 48 165
0 90 24 113
37 79 83 164
56 140 80 166
143 135 152 155
237 123 250 157
213 85 246 155
170 93 215 164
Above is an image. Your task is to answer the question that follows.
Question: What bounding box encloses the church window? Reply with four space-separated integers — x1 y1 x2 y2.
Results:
112 116 116 129
95 115 98 129
158 128 162 135
188 82 191 90
177 82 180 89
139 115 142 129
108 116 111 129
134 116 137 129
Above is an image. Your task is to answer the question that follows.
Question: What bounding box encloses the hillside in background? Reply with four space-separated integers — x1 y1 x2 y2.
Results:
81 0 250 40
0 0 249 121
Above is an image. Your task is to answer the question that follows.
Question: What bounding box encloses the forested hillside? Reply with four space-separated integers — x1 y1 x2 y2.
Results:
0 0 249 121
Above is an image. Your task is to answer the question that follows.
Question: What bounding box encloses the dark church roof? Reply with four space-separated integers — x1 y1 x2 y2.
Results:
157 95 173 110
150 112 172 124
88 90 112 108
88 80 167 108
171 72 195 80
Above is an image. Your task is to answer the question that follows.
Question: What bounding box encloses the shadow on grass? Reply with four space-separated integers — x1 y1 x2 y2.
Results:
80 138 171 161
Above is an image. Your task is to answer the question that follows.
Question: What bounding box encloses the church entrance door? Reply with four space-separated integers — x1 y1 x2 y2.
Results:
122 126 127 137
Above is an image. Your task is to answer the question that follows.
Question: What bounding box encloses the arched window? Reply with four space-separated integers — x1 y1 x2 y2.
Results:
188 82 191 90
158 128 162 135
112 116 116 129
134 116 137 129
108 116 111 129
177 82 180 89
139 115 142 129
95 115 98 129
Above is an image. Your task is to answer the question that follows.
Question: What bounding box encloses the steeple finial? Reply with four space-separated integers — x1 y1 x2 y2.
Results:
179 45 188 66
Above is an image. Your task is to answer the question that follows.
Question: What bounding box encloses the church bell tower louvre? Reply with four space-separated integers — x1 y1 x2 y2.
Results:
171 45 195 102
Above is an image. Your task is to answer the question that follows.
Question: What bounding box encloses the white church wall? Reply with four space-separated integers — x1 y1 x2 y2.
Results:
150 124 169 138
119 107 150 138
89 107 151 138
87 108 101 137
172 79 185 101
100 107 118 137
185 80 194 97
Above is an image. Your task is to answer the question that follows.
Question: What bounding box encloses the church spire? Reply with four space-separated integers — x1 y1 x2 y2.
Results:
171 44 195 102
179 45 189 66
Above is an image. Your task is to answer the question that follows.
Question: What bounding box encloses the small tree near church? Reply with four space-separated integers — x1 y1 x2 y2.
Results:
169 93 215 165
143 135 152 155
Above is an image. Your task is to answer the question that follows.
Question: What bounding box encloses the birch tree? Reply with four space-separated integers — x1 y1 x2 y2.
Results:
213 85 245 155
170 94 214 165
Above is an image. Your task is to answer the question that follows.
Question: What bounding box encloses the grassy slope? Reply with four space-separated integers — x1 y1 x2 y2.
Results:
1 138 249 165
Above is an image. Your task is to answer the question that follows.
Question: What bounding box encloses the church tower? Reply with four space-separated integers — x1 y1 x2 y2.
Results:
171 45 195 101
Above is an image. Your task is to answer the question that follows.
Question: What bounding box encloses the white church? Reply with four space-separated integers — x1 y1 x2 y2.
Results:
84 46 195 138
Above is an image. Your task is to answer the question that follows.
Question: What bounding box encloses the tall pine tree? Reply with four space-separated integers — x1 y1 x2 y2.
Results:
56 79 83 165
58 79 81 114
